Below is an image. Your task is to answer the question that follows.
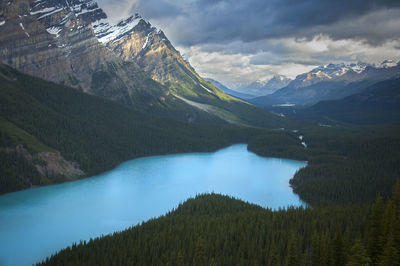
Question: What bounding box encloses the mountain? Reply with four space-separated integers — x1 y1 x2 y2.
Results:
237 75 291 96
204 78 256 100
0 0 288 128
0 0 170 108
250 61 400 108
293 77 400 125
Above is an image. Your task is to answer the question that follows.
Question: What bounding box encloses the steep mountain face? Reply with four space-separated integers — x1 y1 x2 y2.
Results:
0 0 173 109
0 0 232 123
205 78 256 100
250 61 400 107
0 0 289 128
93 14 232 101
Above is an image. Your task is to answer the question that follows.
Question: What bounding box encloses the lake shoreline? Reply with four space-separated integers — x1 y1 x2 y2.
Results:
0 144 306 266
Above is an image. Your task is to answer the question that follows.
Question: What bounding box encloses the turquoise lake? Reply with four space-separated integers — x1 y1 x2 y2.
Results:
0 144 306 265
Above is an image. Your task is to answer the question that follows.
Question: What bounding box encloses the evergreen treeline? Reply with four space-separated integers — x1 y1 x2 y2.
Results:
39 181 400 266
248 125 400 206
0 64 273 193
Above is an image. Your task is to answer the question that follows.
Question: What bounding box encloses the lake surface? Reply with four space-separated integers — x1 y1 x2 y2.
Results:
0 144 306 266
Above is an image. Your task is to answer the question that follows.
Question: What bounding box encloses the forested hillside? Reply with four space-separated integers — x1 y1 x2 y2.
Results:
39 182 400 266
0 64 271 193
249 125 400 206
294 78 400 125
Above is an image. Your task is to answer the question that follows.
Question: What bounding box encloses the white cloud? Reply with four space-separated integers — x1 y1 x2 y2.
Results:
178 36 400 88
96 0 139 22
96 0 400 88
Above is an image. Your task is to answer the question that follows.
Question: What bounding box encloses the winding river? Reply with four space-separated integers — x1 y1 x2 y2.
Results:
0 144 306 266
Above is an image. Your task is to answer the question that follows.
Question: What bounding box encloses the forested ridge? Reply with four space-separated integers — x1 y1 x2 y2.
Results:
0 64 271 193
39 182 400 266
248 125 400 206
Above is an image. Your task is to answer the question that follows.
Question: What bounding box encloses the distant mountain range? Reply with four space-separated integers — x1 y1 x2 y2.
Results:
0 0 287 128
205 78 256 100
236 75 292 96
294 77 400 125
249 61 400 108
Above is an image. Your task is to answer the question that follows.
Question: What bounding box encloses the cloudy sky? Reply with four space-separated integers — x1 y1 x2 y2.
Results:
96 0 400 88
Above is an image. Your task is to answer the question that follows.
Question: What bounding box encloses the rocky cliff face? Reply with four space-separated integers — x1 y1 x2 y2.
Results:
1 144 84 182
0 0 172 108
93 14 228 101
0 0 279 127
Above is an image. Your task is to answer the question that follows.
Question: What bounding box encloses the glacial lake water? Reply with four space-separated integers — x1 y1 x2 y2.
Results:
0 144 306 266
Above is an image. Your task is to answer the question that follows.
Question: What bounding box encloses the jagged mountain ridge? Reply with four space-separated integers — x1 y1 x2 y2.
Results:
0 0 289 128
92 13 231 101
285 61 400 89
250 61 400 107
237 75 291 96
0 0 172 109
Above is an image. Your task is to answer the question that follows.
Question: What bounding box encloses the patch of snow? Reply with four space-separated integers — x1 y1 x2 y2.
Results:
141 32 151 50
272 103 296 107
173 94 212 113
377 60 397 69
319 124 332 127
46 26 62 37
298 135 307 148
93 15 141 44
0 21 5 26
19 23 30 37
199 83 213 94
37 8 64 20
30 7 56 15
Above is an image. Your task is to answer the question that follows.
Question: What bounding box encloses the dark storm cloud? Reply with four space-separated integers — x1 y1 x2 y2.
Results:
126 0 400 46
96 0 400 86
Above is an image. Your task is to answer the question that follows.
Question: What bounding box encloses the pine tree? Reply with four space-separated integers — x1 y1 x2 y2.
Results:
333 234 346 266
310 231 320 266
193 237 207 266
392 179 400 253
379 233 399 266
268 242 279 266
286 233 299 266
346 239 372 266
176 251 185 266
368 194 384 265
209 258 216 266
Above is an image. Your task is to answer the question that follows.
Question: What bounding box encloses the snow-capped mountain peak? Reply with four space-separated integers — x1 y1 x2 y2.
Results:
310 62 368 78
376 59 398 69
93 14 142 44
